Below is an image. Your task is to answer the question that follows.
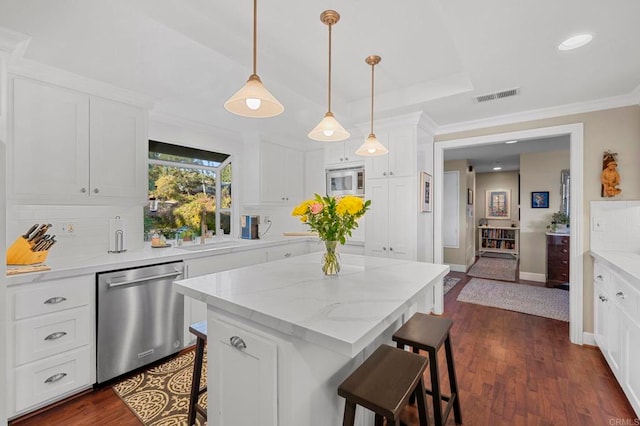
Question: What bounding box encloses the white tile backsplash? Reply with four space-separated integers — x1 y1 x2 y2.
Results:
591 201 640 251
7 204 143 262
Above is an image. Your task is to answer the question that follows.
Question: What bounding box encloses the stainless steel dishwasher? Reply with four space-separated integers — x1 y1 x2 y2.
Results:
96 261 184 383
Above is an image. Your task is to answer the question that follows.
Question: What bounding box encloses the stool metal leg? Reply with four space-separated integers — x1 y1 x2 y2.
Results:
445 336 462 424
188 337 205 426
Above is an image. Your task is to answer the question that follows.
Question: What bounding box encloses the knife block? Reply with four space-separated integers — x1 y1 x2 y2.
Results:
6 237 49 265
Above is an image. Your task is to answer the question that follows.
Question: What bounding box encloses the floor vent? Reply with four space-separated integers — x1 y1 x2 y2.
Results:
474 88 520 103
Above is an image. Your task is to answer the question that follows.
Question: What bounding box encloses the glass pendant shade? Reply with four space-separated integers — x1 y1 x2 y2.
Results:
356 133 389 156
224 74 284 118
308 112 350 141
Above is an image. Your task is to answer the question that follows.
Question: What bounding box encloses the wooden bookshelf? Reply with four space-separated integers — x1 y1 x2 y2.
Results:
478 226 519 258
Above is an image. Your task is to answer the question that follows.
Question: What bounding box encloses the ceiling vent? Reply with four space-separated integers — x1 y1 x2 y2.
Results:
474 88 520 103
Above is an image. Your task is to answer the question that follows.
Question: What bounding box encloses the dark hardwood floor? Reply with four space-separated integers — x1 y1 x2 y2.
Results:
10 272 637 425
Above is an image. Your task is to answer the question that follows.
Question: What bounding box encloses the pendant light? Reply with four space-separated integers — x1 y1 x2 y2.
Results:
224 0 284 118
308 10 350 141
356 55 388 156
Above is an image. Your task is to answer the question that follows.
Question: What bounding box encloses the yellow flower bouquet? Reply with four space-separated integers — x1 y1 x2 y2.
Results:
292 194 371 274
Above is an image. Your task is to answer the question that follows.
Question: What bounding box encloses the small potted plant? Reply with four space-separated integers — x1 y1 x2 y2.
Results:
547 211 570 233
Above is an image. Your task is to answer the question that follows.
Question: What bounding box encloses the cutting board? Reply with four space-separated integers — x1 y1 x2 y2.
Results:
6 264 51 275
282 232 318 236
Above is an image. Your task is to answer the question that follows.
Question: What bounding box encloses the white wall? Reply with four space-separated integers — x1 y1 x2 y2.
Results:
0 50 8 426
417 120 435 262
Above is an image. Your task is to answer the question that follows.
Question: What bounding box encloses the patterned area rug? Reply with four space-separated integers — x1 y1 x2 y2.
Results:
467 256 518 281
457 278 569 321
443 276 461 295
113 349 207 425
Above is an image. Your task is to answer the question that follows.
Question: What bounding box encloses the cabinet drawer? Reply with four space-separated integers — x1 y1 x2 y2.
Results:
610 272 639 322
13 275 92 320
266 243 308 262
548 268 569 283
593 262 611 294
15 306 91 366
15 346 91 413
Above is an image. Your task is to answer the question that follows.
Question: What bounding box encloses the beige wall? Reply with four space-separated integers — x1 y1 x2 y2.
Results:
520 150 570 275
444 160 468 268
476 171 520 228
435 105 640 333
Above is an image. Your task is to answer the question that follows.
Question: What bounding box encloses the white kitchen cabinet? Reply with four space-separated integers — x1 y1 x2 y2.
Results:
324 139 362 166
365 177 416 260
365 127 416 179
266 241 308 262
209 315 278 426
9 77 147 203
6 275 95 417
260 141 303 204
592 258 640 416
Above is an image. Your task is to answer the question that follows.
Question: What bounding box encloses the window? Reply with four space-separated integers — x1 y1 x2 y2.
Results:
145 140 232 241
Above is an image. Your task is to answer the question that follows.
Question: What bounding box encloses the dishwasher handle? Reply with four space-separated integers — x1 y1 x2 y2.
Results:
107 270 182 288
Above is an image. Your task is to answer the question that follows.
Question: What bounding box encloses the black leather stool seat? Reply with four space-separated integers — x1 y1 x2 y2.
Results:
393 313 462 425
338 344 430 426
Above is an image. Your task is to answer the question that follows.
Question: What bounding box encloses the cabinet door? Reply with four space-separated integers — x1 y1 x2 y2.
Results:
388 177 416 259
366 131 391 179
260 142 284 203
11 78 90 199
210 317 278 426
89 97 147 200
324 142 345 165
624 317 640 414
387 127 416 177
593 282 607 350
606 301 623 376
364 179 389 257
283 147 303 202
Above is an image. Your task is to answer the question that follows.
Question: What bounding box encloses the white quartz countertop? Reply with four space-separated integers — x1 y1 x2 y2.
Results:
6 237 315 286
591 249 640 285
173 253 449 358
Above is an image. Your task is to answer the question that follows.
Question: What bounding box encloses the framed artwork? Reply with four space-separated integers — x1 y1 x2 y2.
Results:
421 172 432 212
531 191 549 208
467 189 473 205
485 189 510 219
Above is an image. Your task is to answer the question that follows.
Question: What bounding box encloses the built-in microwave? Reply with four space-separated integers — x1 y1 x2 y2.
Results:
326 166 365 197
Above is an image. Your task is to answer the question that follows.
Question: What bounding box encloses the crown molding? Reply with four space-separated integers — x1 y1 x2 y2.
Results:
355 110 431 134
9 58 156 109
0 27 30 55
149 110 243 144
435 92 640 136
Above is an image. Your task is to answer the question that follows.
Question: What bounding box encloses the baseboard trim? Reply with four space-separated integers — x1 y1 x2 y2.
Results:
582 332 596 347
447 263 467 273
519 272 546 282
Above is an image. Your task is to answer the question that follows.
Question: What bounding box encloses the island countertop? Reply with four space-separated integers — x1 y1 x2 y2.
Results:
174 253 449 358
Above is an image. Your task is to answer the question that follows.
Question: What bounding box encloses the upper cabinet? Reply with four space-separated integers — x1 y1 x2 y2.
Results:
260 141 303 204
324 139 362 167
366 127 416 179
9 77 148 204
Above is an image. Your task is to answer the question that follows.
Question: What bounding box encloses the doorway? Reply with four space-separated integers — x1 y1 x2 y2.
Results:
434 123 584 345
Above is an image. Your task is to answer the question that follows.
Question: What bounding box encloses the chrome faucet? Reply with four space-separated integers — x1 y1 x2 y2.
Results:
200 208 208 244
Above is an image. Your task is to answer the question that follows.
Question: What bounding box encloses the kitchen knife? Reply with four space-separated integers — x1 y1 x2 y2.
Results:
43 236 56 250
30 224 52 242
27 224 46 241
23 224 39 239
32 239 48 251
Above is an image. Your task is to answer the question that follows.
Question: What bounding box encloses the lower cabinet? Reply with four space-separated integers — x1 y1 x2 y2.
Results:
209 316 278 426
7 275 95 417
592 259 640 416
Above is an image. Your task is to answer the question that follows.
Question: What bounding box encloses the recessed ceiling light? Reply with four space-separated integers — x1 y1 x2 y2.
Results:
493 166 502 171
558 34 593 51
505 140 518 144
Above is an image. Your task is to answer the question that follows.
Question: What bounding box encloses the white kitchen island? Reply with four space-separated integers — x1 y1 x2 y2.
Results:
173 253 449 426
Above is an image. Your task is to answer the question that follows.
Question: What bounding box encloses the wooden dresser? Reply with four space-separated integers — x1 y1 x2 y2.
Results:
546 233 570 286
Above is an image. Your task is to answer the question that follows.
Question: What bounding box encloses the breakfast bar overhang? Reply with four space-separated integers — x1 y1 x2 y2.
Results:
174 253 449 425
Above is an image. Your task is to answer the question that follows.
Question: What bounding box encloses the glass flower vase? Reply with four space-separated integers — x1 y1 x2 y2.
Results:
322 240 340 276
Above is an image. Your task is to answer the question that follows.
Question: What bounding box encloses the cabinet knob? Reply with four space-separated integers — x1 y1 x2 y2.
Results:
284 252 291 257
389 171 394 176
80 187 87 193
383 172 387 177
93 188 99 194
340 157 344 161
561 260 568 264
230 335 247 350
383 247 387 251
616 291 626 299
345 157 349 161
389 247 394 251
44 372 67 384
561 249 568 253
596 275 603 281
599 294 608 302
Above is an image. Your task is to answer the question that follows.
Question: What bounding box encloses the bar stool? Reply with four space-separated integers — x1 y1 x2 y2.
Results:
393 313 462 425
338 344 430 426
188 321 207 426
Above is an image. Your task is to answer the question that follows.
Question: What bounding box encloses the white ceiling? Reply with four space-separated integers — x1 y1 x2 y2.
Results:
1 0 639 150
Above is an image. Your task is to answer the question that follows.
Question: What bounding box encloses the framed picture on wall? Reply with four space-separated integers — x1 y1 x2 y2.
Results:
531 191 549 208
485 189 510 219
421 172 432 212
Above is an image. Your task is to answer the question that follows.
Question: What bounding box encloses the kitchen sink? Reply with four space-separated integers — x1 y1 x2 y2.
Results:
177 240 253 251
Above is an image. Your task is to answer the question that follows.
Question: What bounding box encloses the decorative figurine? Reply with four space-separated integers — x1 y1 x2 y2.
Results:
601 151 622 197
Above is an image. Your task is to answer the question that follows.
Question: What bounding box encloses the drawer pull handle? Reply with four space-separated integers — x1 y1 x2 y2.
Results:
284 252 291 258
44 331 68 341
44 372 67 384
561 249 568 253
616 291 626 299
599 295 608 302
230 336 247 350
44 297 67 305
561 260 568 264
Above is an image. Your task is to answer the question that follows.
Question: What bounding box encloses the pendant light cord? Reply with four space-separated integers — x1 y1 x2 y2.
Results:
370 62 375 136
252 0 257 76
327 23 333 113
